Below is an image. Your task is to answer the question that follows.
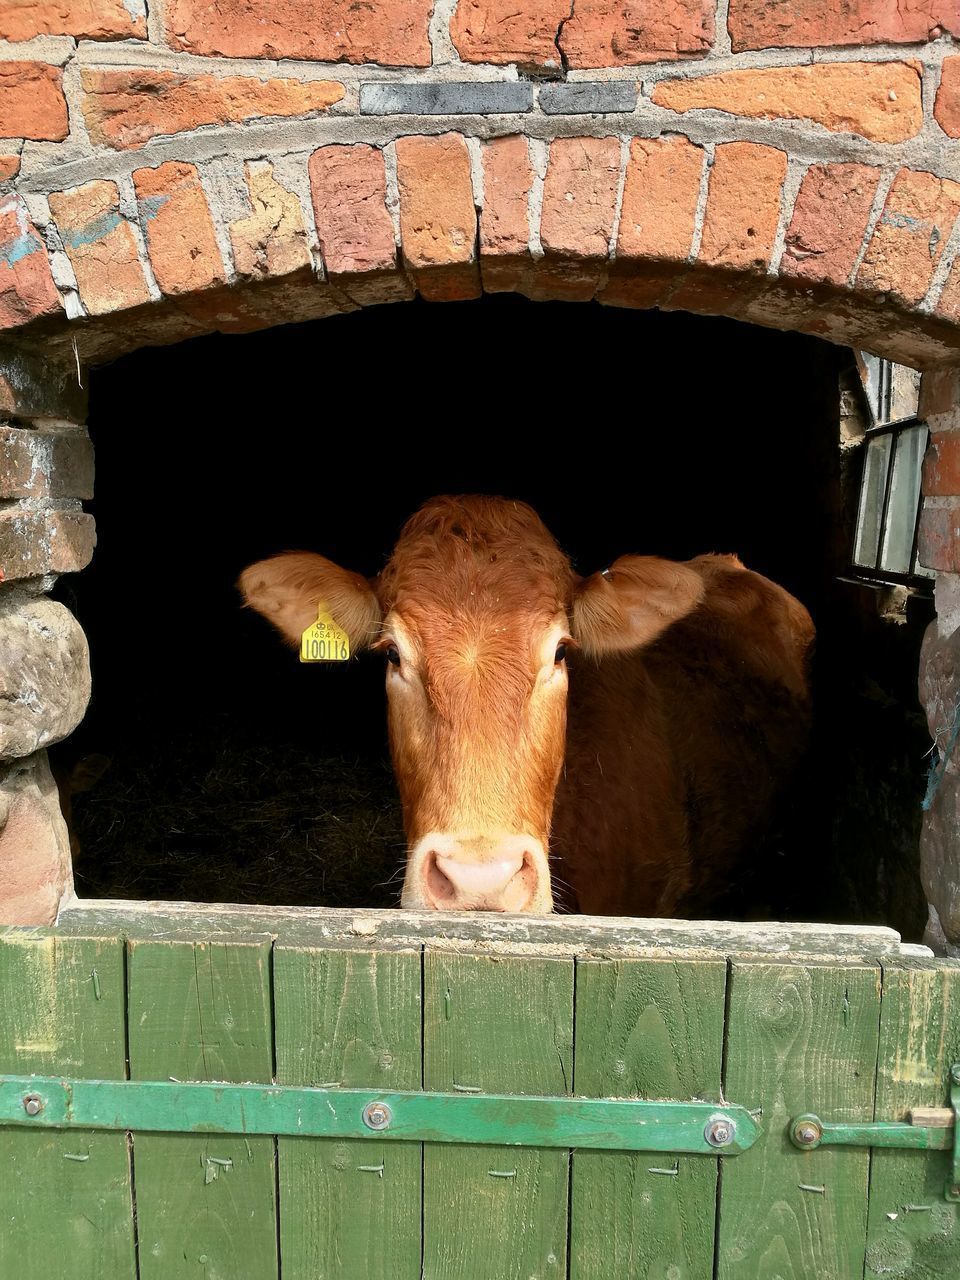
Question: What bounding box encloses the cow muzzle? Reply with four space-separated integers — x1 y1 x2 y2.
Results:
403 832 553 913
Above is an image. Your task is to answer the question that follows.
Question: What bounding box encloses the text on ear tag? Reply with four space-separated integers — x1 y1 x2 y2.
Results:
300 603 350 663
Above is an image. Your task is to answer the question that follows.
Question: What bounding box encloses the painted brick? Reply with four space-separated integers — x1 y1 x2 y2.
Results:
395 133 480 302
728 0 956 52
561 0 714 67
0 0 145 41
699 142 787 272
0 63 68 142
229 162 312 280
924 433 960 497
935 57 960 138
0 196 62 331
0 508 96 579
360 82 532 116
539 82 637 115
538 136 620 301
857 168 960 307
0 156 20 183
48 180 151 316
781 162 882 287
82 69 343 151
309 144 396 277
652 62 924 144
0 425 94 500
919 502 960 571
132 161 225 297
450 0 569 71
164 0 431 67
479 135 533 292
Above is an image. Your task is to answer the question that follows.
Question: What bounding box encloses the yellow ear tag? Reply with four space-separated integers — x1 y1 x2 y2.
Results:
300 603 350 663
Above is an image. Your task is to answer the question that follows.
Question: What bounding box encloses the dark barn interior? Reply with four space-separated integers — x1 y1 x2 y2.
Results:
50 296 934 937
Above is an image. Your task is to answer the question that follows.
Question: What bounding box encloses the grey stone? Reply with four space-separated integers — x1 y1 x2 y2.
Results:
539 82 637 115
0 595 90 760
360 82 533 117
919 619 960 945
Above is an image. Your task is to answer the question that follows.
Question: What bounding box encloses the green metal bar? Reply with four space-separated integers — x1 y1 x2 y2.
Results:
790 1114 952 1152
950 1065 960 1201
0 1076 758 1155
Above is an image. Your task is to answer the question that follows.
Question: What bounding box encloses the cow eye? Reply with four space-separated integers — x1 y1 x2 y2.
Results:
555 643 567 664
385 644 401 668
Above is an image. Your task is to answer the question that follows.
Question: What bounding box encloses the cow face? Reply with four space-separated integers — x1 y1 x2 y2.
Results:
240 497 704 914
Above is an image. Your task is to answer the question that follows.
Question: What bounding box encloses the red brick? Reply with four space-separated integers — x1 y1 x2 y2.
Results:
919 502 960 571
935 57 960 138
479 135 533 291
729 0 955 52
698 142 787 273
81 69 343 151
538 137 621 302
0 425 94 500
924 433 960 497
920 368 960 422
164 0 431 67
0 508 96 579
857 168 960 307
132 161 225 297
652 62 924 144
309 144 396 278
395 134 480 302
562 0 714 67
48 180 151 316
0 63 68 142
0 156 21 183
0 0 144 41
229 162 311 281
451 0 568 70
781 162 881 287
0 196 62 331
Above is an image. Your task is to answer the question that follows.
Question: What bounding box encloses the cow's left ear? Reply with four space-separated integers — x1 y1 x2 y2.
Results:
571 556 705 657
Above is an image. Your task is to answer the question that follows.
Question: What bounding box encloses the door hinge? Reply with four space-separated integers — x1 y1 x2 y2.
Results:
790 1063 960 1202
0 1075 759 1156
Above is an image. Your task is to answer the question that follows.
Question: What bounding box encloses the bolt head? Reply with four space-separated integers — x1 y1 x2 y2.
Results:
362 1100 392 1131
22 1093 43 1117
793 1118 823 1147
704 1116 736 1148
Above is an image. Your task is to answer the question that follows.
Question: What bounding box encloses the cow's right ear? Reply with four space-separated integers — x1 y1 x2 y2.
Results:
239 553 382 651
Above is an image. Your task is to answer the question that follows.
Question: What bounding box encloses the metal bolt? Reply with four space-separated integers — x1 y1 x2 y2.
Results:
794 1119 822 1147
362 1101 392 1131
704 1116 736 1148
22 1093 43 1117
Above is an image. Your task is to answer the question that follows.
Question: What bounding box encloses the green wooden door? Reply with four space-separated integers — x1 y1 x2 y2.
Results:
1 915 957 1280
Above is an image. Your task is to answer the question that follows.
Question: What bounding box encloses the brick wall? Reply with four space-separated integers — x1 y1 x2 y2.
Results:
0 1 959 924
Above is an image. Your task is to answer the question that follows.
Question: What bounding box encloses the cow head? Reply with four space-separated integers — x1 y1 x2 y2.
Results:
240 496 704 913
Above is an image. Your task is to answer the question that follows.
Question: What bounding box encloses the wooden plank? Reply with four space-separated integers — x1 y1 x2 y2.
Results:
126 936 277 1280
717 959 881 1280
865 958 960 1279
273 942 422 1280
55 900 909 956
570 955 727 1280
0 931 136 1280
422 949 574 1279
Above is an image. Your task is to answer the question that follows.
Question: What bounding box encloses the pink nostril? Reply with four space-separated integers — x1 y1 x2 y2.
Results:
424 852 536 911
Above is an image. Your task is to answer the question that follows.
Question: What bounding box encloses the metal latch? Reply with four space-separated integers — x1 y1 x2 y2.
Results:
790 1063 960 1201
0 1075 759 1156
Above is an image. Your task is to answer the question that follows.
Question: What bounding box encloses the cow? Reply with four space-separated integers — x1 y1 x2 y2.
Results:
239 495 814 917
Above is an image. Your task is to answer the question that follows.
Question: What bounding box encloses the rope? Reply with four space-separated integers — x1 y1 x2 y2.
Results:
922 697 960 812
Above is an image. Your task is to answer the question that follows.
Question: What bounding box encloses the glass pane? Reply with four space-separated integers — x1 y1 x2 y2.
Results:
853 434 893 568
859 353 885 422
889 364 921 422
879 425 928 574
857 353 920 425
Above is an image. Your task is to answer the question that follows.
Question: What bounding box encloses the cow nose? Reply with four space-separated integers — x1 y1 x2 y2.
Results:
425 851 535 912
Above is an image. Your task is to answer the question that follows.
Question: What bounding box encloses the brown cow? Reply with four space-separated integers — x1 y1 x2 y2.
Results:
240 495 814 916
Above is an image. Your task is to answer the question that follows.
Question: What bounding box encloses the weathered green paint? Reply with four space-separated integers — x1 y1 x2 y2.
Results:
273 944 422 1280
0 933 136 1280
865 959 960 1279
0 1074 758 1151
422 949 573 1279
717 960 881 1280
570 955 727 1280
790 1114 954 1151
126 937 278 1280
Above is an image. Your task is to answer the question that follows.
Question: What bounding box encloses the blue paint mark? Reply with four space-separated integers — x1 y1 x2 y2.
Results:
60 210 122 250
0 232 40 269
882 211 924 232
137 193 170 222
